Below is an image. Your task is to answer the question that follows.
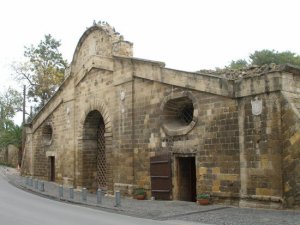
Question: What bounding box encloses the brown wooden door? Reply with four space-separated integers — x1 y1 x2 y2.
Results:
150 153 172 200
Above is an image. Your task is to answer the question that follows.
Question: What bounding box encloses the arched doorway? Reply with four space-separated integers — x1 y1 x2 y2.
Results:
82 110 106 191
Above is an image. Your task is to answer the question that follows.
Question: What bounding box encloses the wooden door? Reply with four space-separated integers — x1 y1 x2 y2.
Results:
150 153 172 200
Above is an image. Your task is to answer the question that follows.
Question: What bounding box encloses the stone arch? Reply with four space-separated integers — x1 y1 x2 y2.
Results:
76 101 112 191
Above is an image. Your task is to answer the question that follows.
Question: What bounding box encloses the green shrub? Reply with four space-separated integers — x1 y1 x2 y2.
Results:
197 193 210 199
0 162 14 168
134 188 145 196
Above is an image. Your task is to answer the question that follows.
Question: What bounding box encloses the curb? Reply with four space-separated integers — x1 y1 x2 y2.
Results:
2 168 231 222
6 176 125 215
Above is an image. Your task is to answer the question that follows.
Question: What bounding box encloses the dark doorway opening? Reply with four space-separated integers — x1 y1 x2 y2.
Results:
49 156 55 182
82 110 106 191
177 157 196 202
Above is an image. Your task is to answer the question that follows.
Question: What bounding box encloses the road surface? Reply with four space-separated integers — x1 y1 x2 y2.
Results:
0 171 206 225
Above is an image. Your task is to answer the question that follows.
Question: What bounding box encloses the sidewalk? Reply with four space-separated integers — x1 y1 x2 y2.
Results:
0 166 224 221
1 166 300 225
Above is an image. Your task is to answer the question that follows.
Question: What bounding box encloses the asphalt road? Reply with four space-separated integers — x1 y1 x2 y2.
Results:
0 173 207 225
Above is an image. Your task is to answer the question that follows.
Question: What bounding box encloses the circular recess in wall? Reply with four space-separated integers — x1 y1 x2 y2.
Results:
161 92 198 136
42 124 53 145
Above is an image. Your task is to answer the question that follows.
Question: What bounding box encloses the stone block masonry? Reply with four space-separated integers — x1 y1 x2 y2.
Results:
21 23 300 209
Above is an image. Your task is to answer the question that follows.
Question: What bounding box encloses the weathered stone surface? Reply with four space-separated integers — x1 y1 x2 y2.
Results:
21 23 300 209
0 145 19 167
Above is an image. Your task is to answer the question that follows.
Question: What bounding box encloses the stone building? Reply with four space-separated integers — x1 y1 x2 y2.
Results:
22 23 300 209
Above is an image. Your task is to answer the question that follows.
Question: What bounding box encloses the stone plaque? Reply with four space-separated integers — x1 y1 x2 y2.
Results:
251 97 262 115
120 90 125 101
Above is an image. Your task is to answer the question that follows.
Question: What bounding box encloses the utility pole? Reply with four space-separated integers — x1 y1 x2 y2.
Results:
20 85 26 171
23 85 26 124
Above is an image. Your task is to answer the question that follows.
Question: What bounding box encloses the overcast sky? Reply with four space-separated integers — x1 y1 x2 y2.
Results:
1 0 300 91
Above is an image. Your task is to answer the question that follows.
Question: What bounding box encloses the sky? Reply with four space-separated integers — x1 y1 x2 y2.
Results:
1 0 300 123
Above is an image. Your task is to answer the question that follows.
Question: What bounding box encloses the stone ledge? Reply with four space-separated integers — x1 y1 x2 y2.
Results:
114 183 138 196
212 192 283 203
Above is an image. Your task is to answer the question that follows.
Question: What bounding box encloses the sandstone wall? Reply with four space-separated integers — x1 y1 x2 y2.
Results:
74 68 114 188
131 61 240 201
22 70 76 185
282 91 300 209
0 145 18 167
21 24 300 209
238 93 283 209
21 125 33 175
7 145 19 167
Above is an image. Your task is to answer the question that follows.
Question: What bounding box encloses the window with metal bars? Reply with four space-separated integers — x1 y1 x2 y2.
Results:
161 96 195 135
178 104 194 124
82 110 107 190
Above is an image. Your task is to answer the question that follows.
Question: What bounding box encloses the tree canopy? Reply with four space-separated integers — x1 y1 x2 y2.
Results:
0 87 22 123
227 59 248 70
226 49 300 69
12 34 68 109
0 120 22 150
0 119 23 166
0 88 23 155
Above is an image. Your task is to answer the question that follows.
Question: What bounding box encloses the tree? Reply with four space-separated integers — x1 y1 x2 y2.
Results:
225 49 300 69
0 88 23 166
0 87 23 124
0 119 22 166
227 59 249 70
12 34 68 108
250 49 300 66
0 120 22 149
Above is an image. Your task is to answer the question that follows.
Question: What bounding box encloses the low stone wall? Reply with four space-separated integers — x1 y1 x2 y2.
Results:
0 145 19 167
